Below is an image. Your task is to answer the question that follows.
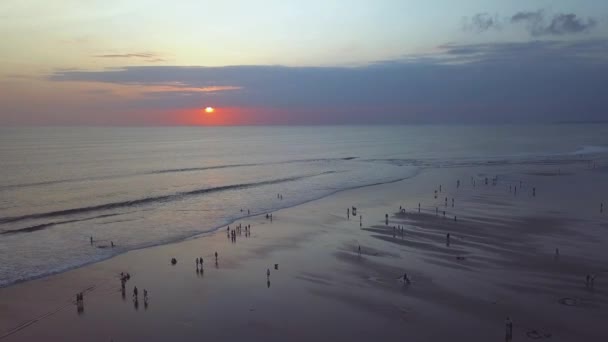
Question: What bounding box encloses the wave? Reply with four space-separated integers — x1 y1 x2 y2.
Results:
1 213 123 235
570 145 608 155
0 157 357 191
0 171 335 228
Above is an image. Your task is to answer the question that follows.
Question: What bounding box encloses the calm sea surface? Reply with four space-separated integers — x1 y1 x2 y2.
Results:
1 125 608 286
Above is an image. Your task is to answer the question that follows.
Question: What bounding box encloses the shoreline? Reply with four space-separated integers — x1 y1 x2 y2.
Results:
1 162 607 341
0 168 420 289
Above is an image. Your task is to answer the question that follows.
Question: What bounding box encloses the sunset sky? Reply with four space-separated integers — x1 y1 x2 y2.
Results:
1 0 607 125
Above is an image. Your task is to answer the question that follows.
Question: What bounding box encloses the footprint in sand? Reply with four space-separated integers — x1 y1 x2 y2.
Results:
558 297 579 306
366 276 383 283
526 329 552 339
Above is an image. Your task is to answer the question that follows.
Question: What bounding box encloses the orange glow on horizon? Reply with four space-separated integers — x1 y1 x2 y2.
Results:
205 107 215 113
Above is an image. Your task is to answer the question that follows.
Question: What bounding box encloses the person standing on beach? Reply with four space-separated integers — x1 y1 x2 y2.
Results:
418 203 421 212
358 245 361 255
133 286 138 300
446 233 450 246
347 208 350 220
505 317 513 341
267 268 271 279
359 215 362 227
385 214 388 225
452 198 454 208
601 202 603 213
90 236 93 245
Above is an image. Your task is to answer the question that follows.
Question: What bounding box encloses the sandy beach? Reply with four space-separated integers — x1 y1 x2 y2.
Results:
1 161 607 342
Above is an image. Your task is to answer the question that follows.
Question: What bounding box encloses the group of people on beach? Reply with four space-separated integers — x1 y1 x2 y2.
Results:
227 223 252 242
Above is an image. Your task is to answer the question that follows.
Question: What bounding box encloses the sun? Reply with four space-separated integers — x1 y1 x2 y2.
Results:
204 107 215 113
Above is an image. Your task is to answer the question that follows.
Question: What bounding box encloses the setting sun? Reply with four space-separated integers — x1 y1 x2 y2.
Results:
205 107 215 113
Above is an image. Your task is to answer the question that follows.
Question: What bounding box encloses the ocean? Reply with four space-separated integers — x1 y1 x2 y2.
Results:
1 124 608 287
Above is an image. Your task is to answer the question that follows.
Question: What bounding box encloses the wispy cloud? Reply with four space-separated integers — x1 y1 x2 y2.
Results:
462 13 501 33
93 52 166 62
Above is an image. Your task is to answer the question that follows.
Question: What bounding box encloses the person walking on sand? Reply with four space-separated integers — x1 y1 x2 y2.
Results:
347 208 350 220
215 251 218 261
200 257 204 268
133 286 138 299
90 236 93 245
144 289 148 303
505 317 513 341
196 258 199 268
267 268 271 279
359 215 362 227
452 198 454 208
385 213 389 225
403 272 410 285
418 203 421 213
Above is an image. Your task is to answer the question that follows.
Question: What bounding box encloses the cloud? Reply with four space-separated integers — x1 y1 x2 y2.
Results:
511 10 597 36
93 52 166 62
463 13 501 33
463 10 599 37
43 39 608 124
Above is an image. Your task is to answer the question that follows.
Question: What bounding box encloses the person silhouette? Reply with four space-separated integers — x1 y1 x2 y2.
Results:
505 317 513 341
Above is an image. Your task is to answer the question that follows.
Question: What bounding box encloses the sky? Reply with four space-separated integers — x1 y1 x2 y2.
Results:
1 0 608 125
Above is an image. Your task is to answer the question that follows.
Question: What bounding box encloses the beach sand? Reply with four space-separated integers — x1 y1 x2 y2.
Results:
1 162 607 341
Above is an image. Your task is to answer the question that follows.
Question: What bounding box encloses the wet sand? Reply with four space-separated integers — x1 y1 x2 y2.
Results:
1 162 607 341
